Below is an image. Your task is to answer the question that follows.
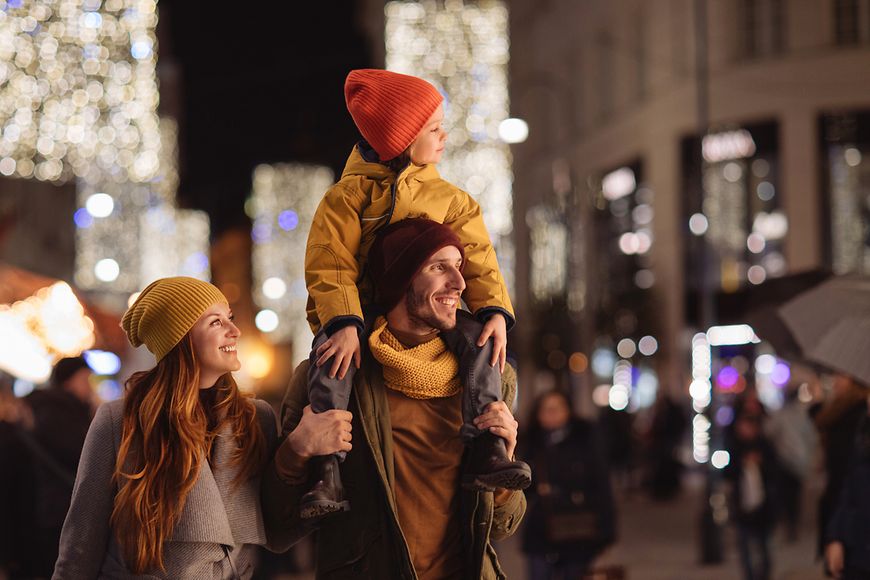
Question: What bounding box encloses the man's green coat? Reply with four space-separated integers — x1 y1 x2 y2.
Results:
261 351 526 579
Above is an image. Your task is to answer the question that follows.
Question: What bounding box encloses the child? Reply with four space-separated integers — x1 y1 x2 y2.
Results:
300 69 529 519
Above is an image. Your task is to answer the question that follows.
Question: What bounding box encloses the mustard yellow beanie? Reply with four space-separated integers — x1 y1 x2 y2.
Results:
121 277 229 361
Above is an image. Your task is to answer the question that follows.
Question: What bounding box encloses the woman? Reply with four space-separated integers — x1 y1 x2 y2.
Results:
53 277 278 579
520 390 616 580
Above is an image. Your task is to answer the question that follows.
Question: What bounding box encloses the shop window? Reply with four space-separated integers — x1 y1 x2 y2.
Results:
821 112 870 274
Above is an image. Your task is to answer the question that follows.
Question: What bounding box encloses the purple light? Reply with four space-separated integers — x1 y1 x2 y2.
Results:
251 220 272 243
716 405 735 427
278 210 299 231
184 252 209 275
771 362 791 386
97 380 122 401
74 208 94 229
717 366 740 389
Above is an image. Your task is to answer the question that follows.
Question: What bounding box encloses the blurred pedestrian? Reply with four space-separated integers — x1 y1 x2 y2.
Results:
812 374 868 559
646 394 687 501
53 277 279 579
0 380 36 578
765 381 818 542
601 404 636 492
725 403 779 580
21 357 96 578
824 402 870 580
520 390 616 580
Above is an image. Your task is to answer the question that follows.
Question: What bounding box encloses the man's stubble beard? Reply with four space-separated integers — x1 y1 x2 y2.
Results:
404 285 456 332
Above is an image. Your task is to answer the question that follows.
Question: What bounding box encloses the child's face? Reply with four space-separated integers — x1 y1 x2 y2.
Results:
408 104 447 166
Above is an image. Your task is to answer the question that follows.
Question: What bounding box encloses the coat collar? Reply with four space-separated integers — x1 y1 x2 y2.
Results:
169 421 267 547
341 143 441 185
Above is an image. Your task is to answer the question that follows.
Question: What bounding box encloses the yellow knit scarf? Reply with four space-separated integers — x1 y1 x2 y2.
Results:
368 317 461 399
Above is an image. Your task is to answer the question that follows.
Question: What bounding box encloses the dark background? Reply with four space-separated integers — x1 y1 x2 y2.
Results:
158 1 372 235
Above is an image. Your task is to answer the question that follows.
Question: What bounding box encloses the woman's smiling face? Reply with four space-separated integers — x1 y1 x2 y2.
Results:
189 302 241 388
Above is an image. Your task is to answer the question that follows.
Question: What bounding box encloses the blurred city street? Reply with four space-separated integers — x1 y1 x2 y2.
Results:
270 471 825 580
3 0 870 578
496 472 823 580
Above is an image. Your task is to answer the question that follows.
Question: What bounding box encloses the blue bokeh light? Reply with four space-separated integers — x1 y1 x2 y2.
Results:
183 252 209 275
716 405 735 427
131 40 152 60
82 12 102 28
97 380 123 401
278 210 299 231
74 208 94 229
251 220 273 243
84 350 122 375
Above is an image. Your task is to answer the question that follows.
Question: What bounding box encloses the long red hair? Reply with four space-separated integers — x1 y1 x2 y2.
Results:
110 334 266 573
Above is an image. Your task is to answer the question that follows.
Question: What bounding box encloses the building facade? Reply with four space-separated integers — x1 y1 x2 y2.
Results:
508 0 870 416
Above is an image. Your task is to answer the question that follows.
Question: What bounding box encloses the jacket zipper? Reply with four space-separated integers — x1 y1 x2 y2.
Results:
356 179 399 286
385 177 398 225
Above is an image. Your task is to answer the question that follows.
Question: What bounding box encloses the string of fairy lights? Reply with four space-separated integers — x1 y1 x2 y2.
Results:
0 0 161 183
75 117 211 293
0 2 211 385
2 0 519 385
0 0 209 294
385 0 515 294
249 163 333 362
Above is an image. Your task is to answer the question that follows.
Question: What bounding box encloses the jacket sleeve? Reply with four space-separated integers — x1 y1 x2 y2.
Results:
260 362 317 553
53 403 117 579
445 191 515 329
489 363 526 541
490 488 526 541
305 183 369 332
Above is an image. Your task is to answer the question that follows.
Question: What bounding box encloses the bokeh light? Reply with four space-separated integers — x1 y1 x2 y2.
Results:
711 450 731 469
0 0 160 183
386 0 514 292
255 309 279 333
251 163 332 361
638 335 658 356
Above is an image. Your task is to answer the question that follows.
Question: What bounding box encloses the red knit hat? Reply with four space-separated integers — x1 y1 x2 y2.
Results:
368 218 465 312
345 69 443 161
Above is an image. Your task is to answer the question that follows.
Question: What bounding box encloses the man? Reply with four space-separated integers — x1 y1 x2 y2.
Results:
262 218 527 579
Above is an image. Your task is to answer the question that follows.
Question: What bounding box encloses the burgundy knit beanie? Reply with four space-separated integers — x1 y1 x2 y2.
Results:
368 218 465 312
345 69 444 161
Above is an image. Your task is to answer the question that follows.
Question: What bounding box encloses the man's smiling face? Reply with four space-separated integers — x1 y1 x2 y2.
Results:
403 245 465 332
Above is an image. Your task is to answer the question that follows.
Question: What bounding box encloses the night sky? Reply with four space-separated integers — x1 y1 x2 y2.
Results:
158 1 372 236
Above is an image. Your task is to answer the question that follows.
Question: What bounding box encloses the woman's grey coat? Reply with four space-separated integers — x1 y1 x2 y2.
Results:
52 397 278 579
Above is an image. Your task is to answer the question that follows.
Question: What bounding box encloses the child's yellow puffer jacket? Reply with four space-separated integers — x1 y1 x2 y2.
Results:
305 143 514 333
